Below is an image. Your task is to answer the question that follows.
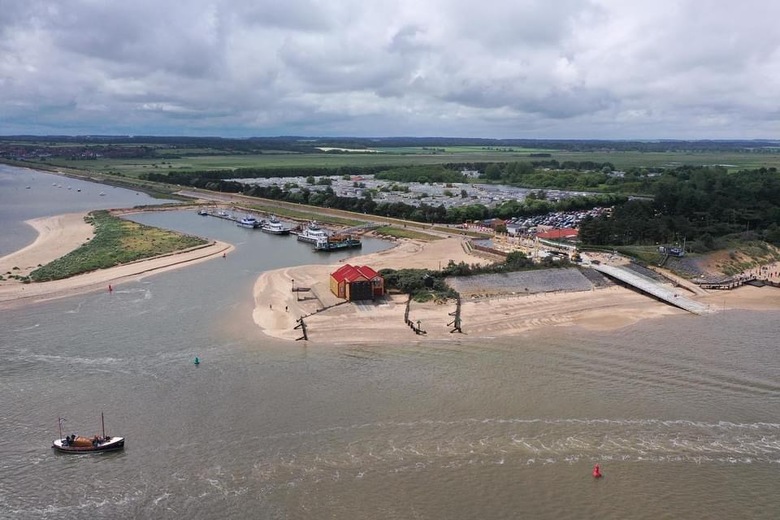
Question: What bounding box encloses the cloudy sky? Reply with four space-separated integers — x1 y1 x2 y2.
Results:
1 0 779 139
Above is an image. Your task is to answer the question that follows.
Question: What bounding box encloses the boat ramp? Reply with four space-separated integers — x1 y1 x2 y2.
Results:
591 264 712 315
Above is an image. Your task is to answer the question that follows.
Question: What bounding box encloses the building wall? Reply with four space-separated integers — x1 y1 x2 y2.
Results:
329 276 346 298
372 278 384 297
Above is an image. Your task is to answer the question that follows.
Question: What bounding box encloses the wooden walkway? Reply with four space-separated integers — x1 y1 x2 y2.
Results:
592 264 711 315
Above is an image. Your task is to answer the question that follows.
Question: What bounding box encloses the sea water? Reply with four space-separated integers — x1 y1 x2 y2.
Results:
0 166 778 519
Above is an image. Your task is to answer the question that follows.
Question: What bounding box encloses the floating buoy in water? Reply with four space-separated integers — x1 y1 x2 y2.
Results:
592 464 602 478
194 357 200 365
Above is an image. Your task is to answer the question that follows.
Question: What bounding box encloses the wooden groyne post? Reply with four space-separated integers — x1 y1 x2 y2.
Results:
404 295 427 335
447 296 463 333
294 317 308 341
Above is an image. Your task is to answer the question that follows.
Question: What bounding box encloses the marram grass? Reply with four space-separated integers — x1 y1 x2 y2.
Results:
30 210 208 282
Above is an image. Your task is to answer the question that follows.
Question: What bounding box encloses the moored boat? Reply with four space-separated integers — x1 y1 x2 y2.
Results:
237 216 261 228
52 414 125 454
261 216 290 235
296 221 329 244
314 234 362 251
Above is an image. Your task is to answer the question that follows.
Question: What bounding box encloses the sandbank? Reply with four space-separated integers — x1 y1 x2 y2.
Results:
2 211 777 340
0 212 233 309
252 238 780 345
0 212 95 277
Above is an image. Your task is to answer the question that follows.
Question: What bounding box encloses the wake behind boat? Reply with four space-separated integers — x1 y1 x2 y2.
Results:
52 414 125 454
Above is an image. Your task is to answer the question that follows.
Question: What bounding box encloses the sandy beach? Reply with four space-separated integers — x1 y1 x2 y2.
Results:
2 211 778 341
252 236 780 345
0 212 233 309
0 212 95 276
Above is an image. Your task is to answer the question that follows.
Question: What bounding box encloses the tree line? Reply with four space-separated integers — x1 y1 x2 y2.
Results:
142 163 780 248
578 166 780 248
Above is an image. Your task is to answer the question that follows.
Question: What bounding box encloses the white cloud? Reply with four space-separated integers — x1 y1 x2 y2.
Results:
1 0 779 137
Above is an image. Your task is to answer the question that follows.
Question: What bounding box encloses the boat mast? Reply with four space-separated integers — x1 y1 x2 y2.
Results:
101 412 106 438
58 417 62 440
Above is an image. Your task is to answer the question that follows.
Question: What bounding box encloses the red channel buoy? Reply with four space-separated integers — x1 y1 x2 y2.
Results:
592 464 602 478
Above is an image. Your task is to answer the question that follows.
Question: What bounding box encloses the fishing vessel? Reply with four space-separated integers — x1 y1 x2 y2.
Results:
52 414 124 454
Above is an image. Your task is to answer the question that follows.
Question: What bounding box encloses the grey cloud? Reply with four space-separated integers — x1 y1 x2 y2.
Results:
47 1 224 79
1 0 779 138
388 25 431 54
441 76 614 119
445 0 600 49
232 0 332 31
278 38 411 95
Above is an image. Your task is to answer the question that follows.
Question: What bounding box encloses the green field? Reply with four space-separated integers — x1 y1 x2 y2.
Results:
25 146 780 179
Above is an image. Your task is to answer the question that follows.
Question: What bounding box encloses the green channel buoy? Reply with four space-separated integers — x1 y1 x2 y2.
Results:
194 357 200 365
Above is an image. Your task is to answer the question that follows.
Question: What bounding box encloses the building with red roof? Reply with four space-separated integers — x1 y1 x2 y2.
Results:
535 228 579 241
330 264 385 301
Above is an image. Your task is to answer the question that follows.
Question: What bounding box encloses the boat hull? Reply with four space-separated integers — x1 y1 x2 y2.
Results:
296 223 329 243
296 234 321 243
237 219 260 229
261 228 290 235
52 437 125 454
314 239 362 251
297 231 328 243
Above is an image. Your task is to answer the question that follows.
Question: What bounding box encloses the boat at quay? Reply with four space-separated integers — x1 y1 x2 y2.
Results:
314 234 362 251
261 216 291 235
295 221 329 244
237 215 261 228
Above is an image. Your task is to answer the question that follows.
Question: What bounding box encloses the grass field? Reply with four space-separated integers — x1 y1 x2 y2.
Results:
373 226 441 241
27 146 780 179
